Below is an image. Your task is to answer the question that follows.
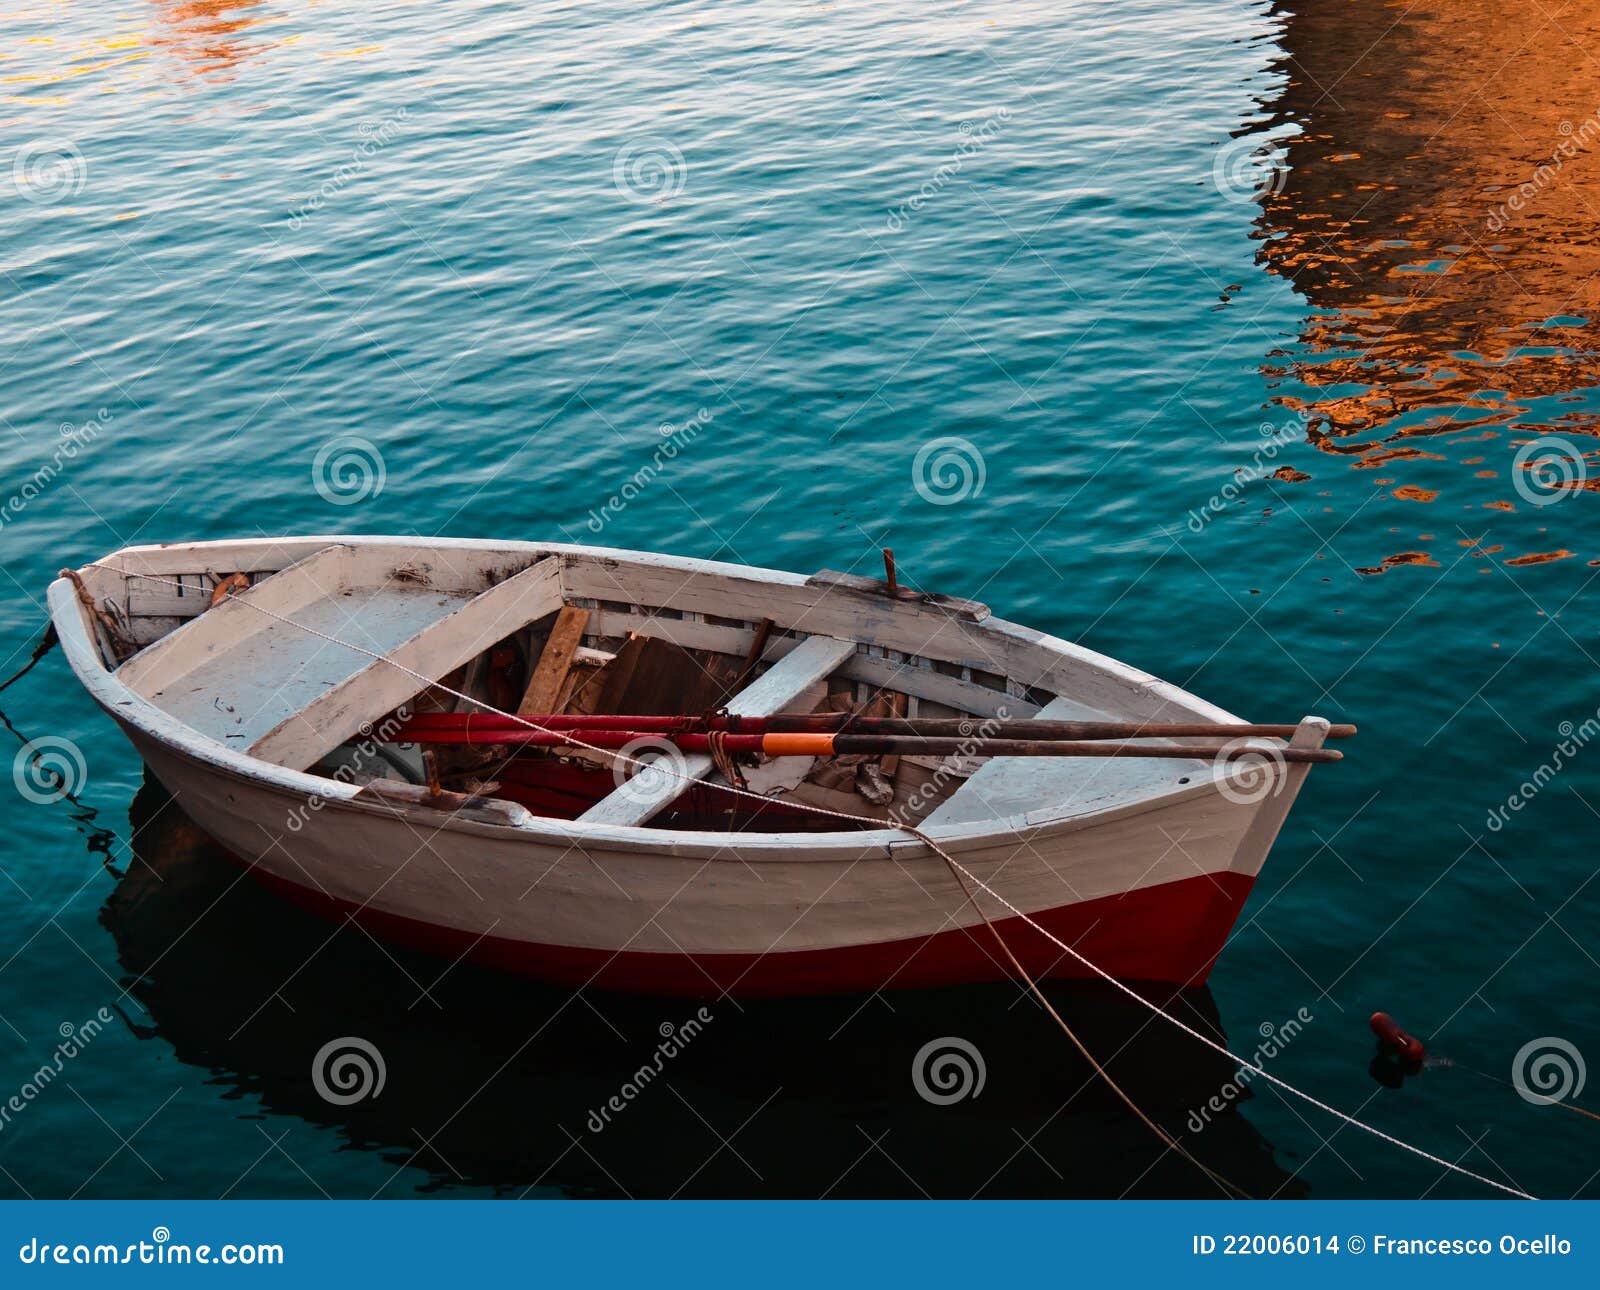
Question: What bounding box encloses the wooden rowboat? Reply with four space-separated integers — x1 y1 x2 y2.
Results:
51 537 1339 998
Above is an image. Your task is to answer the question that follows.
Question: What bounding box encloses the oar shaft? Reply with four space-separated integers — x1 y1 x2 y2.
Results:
762 716 1357 740
401 712 688 732
766 735 1340 762
397 712 1355 741
387 726 1340 762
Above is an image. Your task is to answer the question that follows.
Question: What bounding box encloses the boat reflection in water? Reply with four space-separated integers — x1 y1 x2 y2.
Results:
1258 0 1600 542
102 780 1306 1199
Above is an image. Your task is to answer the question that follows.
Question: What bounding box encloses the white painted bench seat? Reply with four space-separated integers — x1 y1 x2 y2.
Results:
922 696 1204 827
117 545 566 769
577 633 857 828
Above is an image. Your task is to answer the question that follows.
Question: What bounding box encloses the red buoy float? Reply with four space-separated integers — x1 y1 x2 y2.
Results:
1370 1012 1426 1065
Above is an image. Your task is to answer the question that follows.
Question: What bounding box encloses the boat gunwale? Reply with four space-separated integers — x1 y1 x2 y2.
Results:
51 535 1270 859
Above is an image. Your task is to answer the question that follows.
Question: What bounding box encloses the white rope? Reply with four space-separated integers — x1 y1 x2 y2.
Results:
93 564 1535 1198
935 855 1533 1198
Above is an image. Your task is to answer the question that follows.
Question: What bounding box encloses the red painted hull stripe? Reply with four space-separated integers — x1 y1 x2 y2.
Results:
239 864 1256 998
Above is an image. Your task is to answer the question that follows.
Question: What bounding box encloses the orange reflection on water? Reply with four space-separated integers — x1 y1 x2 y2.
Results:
1257 0 1600 528
149 0 273 81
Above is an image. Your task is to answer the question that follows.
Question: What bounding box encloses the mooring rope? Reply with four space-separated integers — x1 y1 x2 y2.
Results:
1433 1057 1600 1125
0 624 58 695
938 853 1251 1198
87 564 1536 1198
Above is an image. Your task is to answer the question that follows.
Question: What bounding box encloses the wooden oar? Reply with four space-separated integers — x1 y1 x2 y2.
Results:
385 725 1341 762
762 715 1357 740
397 712 1356 741
755 735 1341 763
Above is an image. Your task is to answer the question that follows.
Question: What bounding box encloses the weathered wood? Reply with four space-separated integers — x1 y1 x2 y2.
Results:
94 536 1217 740
879 691 907 776
806 568 990 622
578 604 1045 719
592 633 728 717
246 557 565 770
729 617 774 695
117 544 356 697
562 555 1140 713
116 542 558 618
558 656 608 715
577 633 857 828
353 778 534 827
517 605 590 716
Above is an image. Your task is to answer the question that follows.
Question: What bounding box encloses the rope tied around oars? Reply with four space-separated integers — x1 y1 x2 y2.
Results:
704 727 748 792
83 563 1534 1198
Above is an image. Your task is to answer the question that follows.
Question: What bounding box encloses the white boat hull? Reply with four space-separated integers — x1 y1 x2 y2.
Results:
53 537 1330 997
126 721 1270 996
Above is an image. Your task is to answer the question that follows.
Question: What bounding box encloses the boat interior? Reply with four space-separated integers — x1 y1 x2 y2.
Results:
69 541 1225 834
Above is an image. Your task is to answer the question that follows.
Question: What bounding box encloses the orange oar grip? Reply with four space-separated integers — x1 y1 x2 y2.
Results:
761 733 836 757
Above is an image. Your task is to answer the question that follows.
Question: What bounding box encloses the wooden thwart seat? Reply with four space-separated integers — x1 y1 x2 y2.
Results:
118 543 567 770
577 633 857 828
248 557 565 770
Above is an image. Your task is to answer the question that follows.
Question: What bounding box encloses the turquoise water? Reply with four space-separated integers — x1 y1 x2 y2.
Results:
2 0 1597 1198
